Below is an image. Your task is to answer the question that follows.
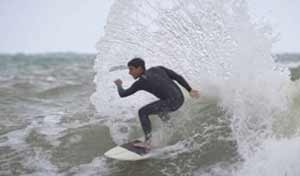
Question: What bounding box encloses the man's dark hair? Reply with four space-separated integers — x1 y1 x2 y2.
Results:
127 58 145 70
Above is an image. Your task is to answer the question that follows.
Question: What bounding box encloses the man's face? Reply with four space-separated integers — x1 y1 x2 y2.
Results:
128 66 143 79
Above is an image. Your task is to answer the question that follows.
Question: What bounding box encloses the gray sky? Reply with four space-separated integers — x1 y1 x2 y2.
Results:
0 0 299 53
248 0 300 53
0 0 113 53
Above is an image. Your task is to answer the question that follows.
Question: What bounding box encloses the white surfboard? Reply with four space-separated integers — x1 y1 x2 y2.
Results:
104 140 154 161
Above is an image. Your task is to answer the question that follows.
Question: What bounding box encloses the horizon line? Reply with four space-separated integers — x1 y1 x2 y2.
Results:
0 51 97 55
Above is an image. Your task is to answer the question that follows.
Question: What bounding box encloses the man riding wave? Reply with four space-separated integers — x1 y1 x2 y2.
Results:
114 58 199 149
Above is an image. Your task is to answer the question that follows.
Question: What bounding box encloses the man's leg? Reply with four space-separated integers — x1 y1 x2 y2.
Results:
138 100 171 143
137 97 183 147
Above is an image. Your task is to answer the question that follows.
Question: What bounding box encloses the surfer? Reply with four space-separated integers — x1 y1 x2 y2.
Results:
114 58 199 149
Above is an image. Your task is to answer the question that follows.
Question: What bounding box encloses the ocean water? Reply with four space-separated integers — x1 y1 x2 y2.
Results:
1 54 300 176
2 0 300 176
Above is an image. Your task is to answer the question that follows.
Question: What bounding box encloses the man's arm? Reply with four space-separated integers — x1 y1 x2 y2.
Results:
160 66 200 98
159 66 192 92
114 79 141 97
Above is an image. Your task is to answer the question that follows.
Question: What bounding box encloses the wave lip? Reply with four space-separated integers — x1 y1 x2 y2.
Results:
90 0 298 175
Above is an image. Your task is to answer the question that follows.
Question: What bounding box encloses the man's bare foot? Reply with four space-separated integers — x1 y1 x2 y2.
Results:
133 141 151 152
133 142 150 148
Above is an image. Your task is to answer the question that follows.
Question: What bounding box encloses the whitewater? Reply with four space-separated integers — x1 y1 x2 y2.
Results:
1 0 300 175
91 0 300 175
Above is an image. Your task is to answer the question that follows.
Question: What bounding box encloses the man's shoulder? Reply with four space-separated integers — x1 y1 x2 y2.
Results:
148 65 167 71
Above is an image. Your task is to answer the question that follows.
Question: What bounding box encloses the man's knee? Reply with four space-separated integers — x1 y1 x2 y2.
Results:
138 107 148 119
170 98 184 111
159 112 170 122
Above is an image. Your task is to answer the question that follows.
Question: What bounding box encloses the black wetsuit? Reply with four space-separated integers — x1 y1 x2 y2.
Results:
116 66 192 140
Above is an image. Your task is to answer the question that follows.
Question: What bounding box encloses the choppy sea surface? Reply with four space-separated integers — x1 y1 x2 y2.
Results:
1 52 300 176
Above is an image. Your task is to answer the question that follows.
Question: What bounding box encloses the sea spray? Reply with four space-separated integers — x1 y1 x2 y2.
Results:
91 0 299 175
91 0 242 143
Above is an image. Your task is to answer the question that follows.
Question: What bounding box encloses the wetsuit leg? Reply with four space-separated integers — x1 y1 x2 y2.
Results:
138 98 183 141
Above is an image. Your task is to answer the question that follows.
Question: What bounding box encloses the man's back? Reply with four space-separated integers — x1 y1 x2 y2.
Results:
141 66 184 100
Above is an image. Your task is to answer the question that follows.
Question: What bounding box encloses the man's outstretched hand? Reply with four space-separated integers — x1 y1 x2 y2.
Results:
189 89 200 98
114 79 123 86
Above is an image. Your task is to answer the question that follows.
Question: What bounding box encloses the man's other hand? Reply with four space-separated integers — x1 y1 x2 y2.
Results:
189 89 200 98
114 79 123 86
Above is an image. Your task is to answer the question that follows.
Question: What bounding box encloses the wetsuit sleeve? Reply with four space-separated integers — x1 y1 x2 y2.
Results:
160 66 192 92
116 80 142 97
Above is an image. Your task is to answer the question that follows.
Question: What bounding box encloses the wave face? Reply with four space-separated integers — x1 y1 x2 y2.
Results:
91 0 300 175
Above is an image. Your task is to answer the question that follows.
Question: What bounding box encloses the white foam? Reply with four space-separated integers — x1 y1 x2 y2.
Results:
22 149 61 176
0 127 30 149
0 124 61 176
236 137 300 176
39 113 65 136
28 113 66 147
67 157 109 176
193 137 300 176
92 0 296 175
